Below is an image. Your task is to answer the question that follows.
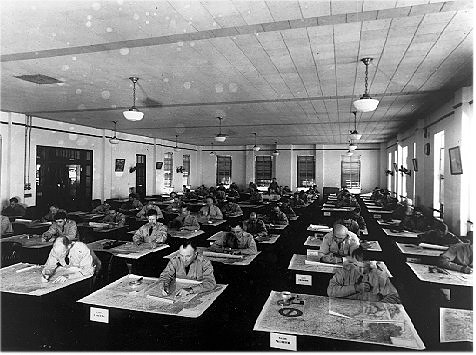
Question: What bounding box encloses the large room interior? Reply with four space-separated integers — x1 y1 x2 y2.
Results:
0 0 473 351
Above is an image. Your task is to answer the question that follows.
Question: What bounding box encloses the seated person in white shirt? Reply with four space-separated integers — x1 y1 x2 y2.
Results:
199 196 223 220
41 236 96 283
318 224 360 264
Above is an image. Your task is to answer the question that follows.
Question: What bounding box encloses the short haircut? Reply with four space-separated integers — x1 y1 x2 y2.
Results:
147 209 158 216
351 246 364 260
229 222 242 229
205 195 215 203
55 211 67 220
180 239 197 250
170 192 177 197
9 197 18 203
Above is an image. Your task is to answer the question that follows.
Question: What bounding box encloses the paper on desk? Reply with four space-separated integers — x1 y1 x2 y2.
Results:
202 251 243 259
304 259 343 268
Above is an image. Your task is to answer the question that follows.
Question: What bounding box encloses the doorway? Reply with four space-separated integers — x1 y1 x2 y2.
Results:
36 146 92 212
136 154 146 198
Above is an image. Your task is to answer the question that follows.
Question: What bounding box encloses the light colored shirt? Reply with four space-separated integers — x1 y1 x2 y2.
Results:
438 243 473 271
319 230 360 263
101 212 126 227
43 241 94 277
158 254 216 294
42 220 78 241
327 262 400 303
173 214 200 230
199 205 223 220
133 222 168 244
1 215 13 235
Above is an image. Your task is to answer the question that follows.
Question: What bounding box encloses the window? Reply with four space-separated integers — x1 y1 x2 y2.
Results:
297 156 315 187
216 156 232 186
164 152 173 188
255 156 272 187
433 130 445 217
394 149 398 195
182 154 190 187
401 145 408 198
387 152 392 191
341 155 361 190
396 144 403 198
412 142 416 202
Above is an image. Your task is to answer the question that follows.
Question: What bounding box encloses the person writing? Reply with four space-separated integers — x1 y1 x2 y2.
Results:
132 209 167 247
268 205 289 226
209 224 257 255
335 212 361 237
42 211 78 242
170 205 200 231
101 208 126 227
199 196 223 220
2 197 26 217
327 246 400 303
438 240 473 274
157 240 216 297
220 200 243 217
136 201 163 219
41 236 96 283
318 224 360 264
242 212 268 240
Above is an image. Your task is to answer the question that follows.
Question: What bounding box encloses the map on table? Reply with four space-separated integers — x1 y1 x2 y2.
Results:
383 228 419 239
168 229 204 239
440 307 473 343
110 242 170 259
197 218 226 226
1 234 53 249
207 232 279 245
11 219 52 227
78 274 227 318
307 224 332 233
377 219 401 227
360 240 383 252
304 236 323 247
265 224 287 230
164 248 261 266
289 255 392 277
322 207 355 212
253 291 425 350
368 210 393 215
237 203 261 208
406 262 472 287
396 243 445 257
0 263 91 296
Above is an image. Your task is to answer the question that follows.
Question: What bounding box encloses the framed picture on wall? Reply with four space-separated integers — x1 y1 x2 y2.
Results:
115 159 125 172
412 158 418 172
449 146 463 175
156 162 163 169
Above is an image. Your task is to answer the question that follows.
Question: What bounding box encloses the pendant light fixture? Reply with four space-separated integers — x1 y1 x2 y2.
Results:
252 132 260 152
109 121 119 144
209 142 216 156
272 141 279 157
123 77 144 121
173 135 180 152
353 58 379 112
349 111 362 140
214 117 227 142
349 141 357 151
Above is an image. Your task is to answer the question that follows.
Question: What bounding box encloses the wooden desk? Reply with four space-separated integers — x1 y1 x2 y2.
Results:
253 291 425 350
164 248 261 266
406 262 472 287
368 210 393 219
383 228 419 239
168 229 205 239
1 234 53 249
396 242 447 257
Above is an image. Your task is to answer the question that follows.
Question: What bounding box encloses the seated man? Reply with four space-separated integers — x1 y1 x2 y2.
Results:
298 190 309 204
120 193 143 211
157 240 216 297
268 205 289 226
282 186 292 194
170 205 200 231
335 212 361 237
167 192 184 211
41 236 96 282
268 178 279 194
335 193 358 208
132 209 167 247
227 187 240 201
248 181 258 193
42 203 60 222
392 198 413 221
318 224 360 264
1 215 13 235
136 201 163 219
419 229 462 246
42 211 78 242
350 207 366 230
214 189 226 202
209 223 258 255
438 240 473 274
220 200 243 216
91 201 111 214
101 208 126 227
242 212 268 240
2 197 27 217
249 189 263 204
290 192 305 208
327 246 400 303
399 210 429 232
199 196 223 220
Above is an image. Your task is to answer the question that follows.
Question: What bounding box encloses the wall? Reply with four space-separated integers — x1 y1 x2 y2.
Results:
0 112 198 208
382 85 473 235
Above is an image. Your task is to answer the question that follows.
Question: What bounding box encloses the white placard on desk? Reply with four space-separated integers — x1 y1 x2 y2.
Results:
323 211 331 216
270 333 297 351
90 307 109 323
296 274 312 286
307 249 319 257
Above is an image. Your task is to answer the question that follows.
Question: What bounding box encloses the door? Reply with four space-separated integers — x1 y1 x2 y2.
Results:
136 154 146 198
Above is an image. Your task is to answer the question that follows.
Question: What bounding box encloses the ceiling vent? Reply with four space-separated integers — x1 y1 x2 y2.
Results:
14 74 63 85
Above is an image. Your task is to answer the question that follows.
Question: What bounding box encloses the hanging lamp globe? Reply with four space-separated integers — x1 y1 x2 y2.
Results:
353 58 379 113
123 77 144 121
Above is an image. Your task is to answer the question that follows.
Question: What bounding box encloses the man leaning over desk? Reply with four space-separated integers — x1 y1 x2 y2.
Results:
210 223 257 255
318 224 360 264
42 211 79 242
133 209 167 247
438 239 473 274
157 240 216 297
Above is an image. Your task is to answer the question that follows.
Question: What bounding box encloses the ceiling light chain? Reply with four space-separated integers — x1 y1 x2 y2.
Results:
123 77 144 121
353 58 379 113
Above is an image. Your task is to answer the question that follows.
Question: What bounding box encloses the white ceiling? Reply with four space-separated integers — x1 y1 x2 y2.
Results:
1 0 473 146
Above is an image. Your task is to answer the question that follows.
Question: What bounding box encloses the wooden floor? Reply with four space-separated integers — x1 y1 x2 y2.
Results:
1 198 472 351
